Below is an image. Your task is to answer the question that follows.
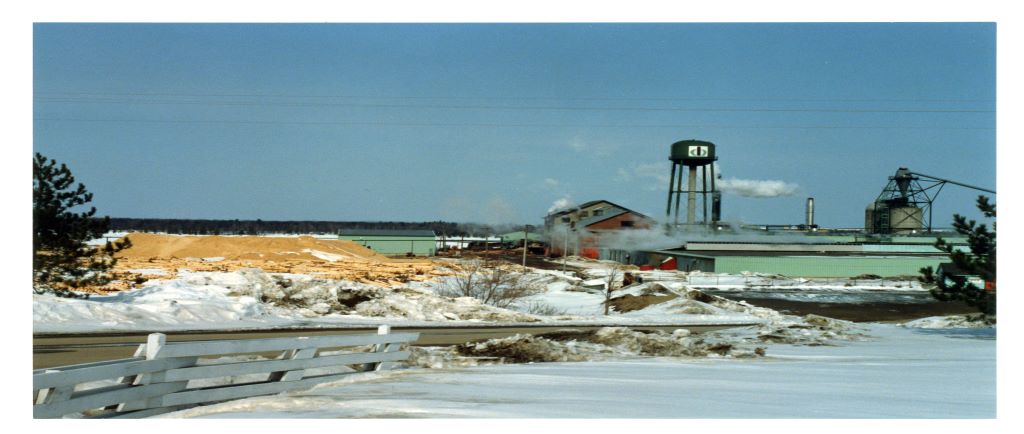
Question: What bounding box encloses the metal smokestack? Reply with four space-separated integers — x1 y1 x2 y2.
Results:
806 197 815 228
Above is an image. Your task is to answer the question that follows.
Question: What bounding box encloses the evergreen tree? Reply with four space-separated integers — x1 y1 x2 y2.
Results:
33 153 131 298
920 196 996 315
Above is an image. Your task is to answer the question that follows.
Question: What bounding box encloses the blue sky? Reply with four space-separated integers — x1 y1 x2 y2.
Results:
33 23 996 228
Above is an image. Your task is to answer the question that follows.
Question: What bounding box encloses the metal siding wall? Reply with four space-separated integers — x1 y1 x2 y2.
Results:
714 256 946 277
337 236 436 256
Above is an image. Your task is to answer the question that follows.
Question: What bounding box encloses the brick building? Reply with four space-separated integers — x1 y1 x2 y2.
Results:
544 200 654 258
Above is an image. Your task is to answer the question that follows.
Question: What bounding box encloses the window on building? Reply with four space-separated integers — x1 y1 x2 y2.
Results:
593 209 604 216
620 220 635 227
579 211 589 218
561 216 570 223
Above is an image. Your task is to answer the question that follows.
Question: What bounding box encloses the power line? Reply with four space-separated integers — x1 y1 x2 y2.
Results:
33 90 995 104
32 97 994 114
33 117 995 130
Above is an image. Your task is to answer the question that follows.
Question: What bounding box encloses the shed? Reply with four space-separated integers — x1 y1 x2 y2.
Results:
337 229 436 257
499 230 544 246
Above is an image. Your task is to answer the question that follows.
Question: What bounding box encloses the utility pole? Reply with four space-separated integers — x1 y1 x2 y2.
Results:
522 225 529 268
562 224 568 272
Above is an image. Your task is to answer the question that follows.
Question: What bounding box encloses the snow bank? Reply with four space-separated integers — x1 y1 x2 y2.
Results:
33 269 545 332
902 314 996 329
33 275 272 333
407 326 763 368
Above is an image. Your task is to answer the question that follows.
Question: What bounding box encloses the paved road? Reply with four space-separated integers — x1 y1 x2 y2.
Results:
33 323 754 369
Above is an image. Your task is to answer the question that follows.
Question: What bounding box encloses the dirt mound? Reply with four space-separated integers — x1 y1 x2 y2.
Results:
116 233 386 262
419 327 766 366
103 233 445 287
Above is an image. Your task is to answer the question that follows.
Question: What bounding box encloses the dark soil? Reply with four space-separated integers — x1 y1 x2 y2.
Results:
717 296 978 322
456 250 581 271
607 294 680 313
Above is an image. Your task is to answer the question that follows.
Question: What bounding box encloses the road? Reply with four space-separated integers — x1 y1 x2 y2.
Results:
33 323 754 369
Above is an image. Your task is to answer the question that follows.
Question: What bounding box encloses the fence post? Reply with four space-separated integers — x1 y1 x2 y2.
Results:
363 325 393 372
34 370 73 406
118 333 196 413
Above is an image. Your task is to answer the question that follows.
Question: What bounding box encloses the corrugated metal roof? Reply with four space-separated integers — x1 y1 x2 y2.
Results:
578 209 628 228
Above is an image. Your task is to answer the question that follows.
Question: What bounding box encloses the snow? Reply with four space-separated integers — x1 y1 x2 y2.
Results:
903 314 996 329
30 260 938 334
33 269 763 333
160 323 995 418
126 268 170 276
302 249 348 262
32 260 999 419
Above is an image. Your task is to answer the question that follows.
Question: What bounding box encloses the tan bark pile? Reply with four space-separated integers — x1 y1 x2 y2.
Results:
106 233 448 288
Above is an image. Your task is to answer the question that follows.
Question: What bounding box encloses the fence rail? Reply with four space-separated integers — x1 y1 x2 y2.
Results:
33 325 418 419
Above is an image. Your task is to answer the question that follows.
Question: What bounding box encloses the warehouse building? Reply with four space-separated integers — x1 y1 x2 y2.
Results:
499 230 544 248
545 199 656 258
603 236 964 278
337 229 437 257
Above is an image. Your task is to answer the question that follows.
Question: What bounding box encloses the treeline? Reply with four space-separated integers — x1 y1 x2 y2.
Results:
108 218 470 236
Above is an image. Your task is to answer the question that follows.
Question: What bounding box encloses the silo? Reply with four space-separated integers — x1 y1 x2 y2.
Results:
889 206 924 233
864 203 876 233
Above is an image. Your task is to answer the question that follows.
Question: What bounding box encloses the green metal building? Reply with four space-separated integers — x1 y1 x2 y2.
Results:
660 251 946 277
604 235 966 278
337 229 436 257
499 230 544 246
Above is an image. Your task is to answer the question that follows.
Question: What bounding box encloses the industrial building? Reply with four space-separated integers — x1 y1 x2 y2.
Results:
499 230 543 247
337 229 437 257
603 235 966 278
585 139 995 278
545 199 656 258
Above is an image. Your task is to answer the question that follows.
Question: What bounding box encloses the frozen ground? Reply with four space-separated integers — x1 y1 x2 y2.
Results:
34 261 998 419
32 263 944 333
161 323 995 418
32 269 763 333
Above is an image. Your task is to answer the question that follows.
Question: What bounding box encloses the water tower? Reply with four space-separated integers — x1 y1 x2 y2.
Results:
666 139 718 228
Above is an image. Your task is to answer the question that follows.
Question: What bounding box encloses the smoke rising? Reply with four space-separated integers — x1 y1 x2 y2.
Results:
548 197 575 213
717 178 799 198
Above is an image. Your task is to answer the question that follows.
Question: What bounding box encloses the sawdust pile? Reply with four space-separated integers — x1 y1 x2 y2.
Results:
116 233 385 262
107 233 448 288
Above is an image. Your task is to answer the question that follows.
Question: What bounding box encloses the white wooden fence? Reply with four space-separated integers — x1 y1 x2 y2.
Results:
33 325 418 419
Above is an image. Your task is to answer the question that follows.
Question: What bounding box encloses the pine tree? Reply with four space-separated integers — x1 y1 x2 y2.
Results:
919 196 996 315
33 153 131 298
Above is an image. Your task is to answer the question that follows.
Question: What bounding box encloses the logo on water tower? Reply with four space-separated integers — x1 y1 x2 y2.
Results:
688 145 709 158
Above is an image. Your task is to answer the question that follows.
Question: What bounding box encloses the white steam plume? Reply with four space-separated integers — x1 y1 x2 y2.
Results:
717 178 799 198
548 197 575 213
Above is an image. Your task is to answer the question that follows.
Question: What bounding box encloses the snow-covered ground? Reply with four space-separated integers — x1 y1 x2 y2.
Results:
33 269 764 333
33 260 999 420
32 262 948 333
161 323 995 418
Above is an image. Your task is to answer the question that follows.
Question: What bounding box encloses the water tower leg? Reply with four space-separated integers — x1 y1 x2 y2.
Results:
674 166 684 227
666 162 677 220
687 166 697 225
702 166 708 224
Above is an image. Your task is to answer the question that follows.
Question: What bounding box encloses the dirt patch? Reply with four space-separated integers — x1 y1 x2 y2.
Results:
607 293 679 313
712 295 978 322
445 327 766 365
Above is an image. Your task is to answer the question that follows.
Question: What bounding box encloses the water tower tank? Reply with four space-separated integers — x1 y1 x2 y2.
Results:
889 206 924 233
670 140 716 166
